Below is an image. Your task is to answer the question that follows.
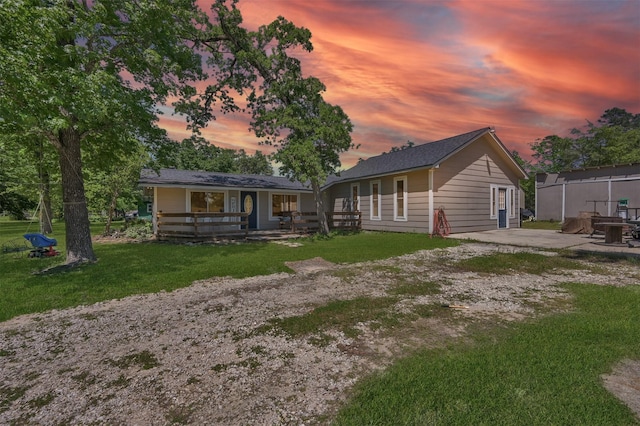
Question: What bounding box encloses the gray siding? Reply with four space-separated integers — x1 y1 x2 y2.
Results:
536 164 640 221
433 135 521 232
257 191 273 229
328 134 522 234
330 171 430 233
535 181 562 221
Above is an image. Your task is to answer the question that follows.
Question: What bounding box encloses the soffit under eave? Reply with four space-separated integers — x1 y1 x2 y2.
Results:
140 183 311 193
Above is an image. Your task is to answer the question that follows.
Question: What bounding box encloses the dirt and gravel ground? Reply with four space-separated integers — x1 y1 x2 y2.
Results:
1 242 638 425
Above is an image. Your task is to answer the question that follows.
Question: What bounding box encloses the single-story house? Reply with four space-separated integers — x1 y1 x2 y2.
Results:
536 164 640 221
139 127 527 239
139 169 316 237
324 127 527 233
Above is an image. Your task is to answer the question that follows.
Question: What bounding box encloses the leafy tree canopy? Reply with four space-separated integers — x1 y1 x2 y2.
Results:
158 136 273 175
0 0 209 264
187 0 354 233
530 108 640 172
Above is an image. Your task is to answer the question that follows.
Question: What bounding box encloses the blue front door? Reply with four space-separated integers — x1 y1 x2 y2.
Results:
241 191 257 229
498 188 507 228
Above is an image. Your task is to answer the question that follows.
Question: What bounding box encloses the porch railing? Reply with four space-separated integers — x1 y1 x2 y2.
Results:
279 211 362 232
156 210 362 241
156 212 249 240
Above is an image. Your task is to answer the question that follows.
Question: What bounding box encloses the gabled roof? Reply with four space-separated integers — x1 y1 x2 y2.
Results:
139 168 311 192
329 128 495 183
141 128 526 192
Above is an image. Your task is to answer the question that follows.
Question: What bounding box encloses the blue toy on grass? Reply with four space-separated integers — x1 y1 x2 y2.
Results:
23 233 59 258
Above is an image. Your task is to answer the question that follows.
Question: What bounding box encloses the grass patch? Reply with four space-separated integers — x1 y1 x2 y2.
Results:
455 252 587 275
0 221 457 323
261 287 439 346
0 385 30 413
107 350 160 370
334 284 640 425
521 220 562 231
267 296 400 340
28 392 55 409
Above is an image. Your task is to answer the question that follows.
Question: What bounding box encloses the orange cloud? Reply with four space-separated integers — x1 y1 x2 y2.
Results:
161 0 640 168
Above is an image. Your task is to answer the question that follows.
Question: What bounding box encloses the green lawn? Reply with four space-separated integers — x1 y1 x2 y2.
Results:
521 219 563 231
335 283 640 425
2 218 638 424
0 219 457 322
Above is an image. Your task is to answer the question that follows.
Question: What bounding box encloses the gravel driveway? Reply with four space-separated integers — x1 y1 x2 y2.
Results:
1 243 638 424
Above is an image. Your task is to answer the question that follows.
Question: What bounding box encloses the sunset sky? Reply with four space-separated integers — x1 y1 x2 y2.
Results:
161 0 640 169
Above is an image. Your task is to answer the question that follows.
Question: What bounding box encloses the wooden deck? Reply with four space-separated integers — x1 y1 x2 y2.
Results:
156 211 361 242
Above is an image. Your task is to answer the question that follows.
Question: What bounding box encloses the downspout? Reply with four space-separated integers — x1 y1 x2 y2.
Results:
607 180 612 216
428 168 435 234
561 183 566 222
534 176 538 222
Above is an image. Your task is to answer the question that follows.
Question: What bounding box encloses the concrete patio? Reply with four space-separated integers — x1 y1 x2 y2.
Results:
449 228 640 258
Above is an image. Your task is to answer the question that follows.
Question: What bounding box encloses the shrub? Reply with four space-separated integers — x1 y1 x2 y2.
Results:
123 220 153 239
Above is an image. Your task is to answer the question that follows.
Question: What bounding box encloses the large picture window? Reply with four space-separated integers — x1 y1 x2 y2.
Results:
271 193 298 217
191 191 224 213
394 176 407 221
370 180 381 220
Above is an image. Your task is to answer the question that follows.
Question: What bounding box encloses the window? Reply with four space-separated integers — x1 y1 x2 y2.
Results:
271 193 298 217
394 176 407 221
190 191 224 213
370 180 381 220
490 185 497 218
509 188 516 218
351 183 360 211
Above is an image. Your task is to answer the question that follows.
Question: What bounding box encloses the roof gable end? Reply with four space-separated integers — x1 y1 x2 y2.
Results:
336 128 492 181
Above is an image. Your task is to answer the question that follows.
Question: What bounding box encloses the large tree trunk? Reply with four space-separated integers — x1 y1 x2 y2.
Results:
312 180 330 235
57 128 96 264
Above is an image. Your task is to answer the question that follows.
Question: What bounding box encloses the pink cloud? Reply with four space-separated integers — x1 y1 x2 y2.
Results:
161 0 640 168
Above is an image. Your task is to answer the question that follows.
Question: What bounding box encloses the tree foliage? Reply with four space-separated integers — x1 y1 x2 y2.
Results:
387 140 415 153
1 0 357 262
0 0 208 264
530 108 640 172
522 107 639 212
190 1 354 233
158 136 273 175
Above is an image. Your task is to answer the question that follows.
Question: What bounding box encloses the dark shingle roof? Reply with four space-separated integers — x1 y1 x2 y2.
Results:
331 127 491 183
139 169 311 192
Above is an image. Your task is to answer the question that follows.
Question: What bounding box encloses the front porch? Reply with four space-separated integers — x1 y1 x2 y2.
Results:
155 211 362 242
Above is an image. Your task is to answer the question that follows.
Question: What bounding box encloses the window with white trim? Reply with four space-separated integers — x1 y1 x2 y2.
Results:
190 191 224 213
394 176 407 221
270 193 298 219
509 187 516 218
490 185 497 219
370 180 381 220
